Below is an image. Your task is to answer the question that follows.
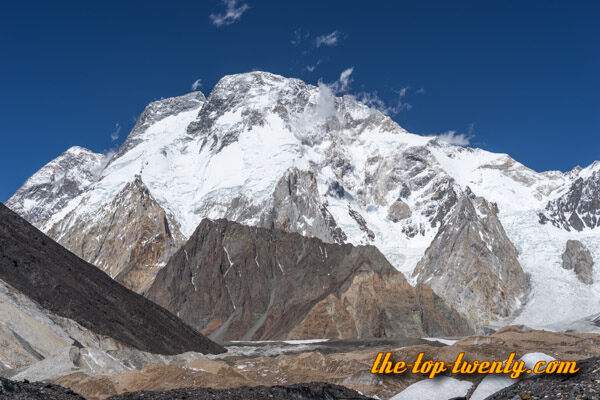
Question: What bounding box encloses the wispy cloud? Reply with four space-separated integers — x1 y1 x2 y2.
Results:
304 67 355 129
356 87 412 116
191 78 202 91
433 131 471 146
305 60 321 72
110 123 121 141
428 125 475 146
210 0 249 27
291 28 310 46
416 87 425 94
333 67 354 92
316 31 342 47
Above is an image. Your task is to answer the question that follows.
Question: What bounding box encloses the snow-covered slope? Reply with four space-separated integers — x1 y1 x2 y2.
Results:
6 146 104 225
7 71 600 329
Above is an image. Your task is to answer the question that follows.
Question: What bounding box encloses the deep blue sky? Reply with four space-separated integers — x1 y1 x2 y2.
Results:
1 0 599 202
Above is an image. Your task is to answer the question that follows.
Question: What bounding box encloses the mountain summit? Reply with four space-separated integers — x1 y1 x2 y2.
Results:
7 71 600 330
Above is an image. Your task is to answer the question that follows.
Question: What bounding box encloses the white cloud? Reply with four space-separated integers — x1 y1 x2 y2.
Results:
316 31 342 47
336 67 354 92
356 87 412 116
315 82 337 121
324 67 354 94
210 0 249 27
432 130 472 146
416 87 425 94
191 78 202 91
110 123 121 141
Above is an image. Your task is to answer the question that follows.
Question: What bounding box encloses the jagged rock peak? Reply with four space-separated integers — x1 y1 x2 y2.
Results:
147 218 473 341
6 146 104 225
413 193 529 328
562 240 595 284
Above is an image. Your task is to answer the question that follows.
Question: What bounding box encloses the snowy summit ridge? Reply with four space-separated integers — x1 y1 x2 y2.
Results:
7 71 600 331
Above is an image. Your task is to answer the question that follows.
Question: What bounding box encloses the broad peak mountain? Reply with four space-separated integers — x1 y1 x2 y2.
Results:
6 70 600 330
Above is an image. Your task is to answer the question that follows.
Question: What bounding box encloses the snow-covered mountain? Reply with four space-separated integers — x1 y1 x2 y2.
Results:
6 146 105 225
7 71 600 330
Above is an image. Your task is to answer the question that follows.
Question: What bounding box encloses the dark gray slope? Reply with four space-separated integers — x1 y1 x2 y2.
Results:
0 203 225 355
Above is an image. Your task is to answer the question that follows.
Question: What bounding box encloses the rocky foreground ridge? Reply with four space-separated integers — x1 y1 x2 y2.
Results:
146 218 473 341
486 356 600 400
0 203 224 359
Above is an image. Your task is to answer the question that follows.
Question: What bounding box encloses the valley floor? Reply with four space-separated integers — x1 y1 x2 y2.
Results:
3 327 599 400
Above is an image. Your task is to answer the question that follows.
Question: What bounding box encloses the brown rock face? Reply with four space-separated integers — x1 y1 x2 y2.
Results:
46 175 185 293
386 199 411 222
562 240 595 284
0 203 224 355
146 219 473 341
413 194 529 328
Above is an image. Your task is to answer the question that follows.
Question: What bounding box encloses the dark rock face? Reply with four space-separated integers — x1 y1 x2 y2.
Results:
539 169 600 231
106 382 374 400
413 194 529 327
0 377 85 399
486 357 600 400
146 219 473 342
0 203 225 355
562 240 594 284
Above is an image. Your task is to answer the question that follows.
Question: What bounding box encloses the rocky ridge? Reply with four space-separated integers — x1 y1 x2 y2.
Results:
413 193 529 327
146 218 473 341
539 164 600 231
0 203 224 356
46 175 185 293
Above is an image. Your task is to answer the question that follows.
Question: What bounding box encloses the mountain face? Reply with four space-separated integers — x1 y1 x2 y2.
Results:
6 71 600 330
539 164 600 231
6 146 104 225
146 219 473 341
46 175 185 293
0 203 225 356
413 194 529 327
